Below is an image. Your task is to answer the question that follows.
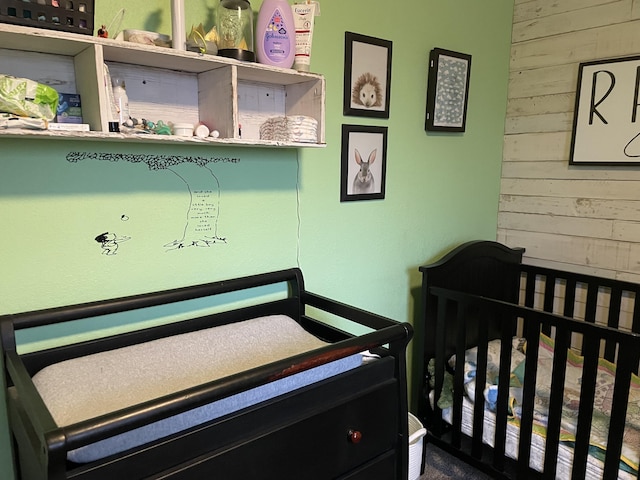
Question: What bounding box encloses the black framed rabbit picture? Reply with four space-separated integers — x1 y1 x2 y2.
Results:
340 124 387 202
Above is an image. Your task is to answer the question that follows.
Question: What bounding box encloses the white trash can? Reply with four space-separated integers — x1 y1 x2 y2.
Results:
408 413 427 480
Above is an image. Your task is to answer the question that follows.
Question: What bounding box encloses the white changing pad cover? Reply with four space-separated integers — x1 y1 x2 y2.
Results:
32 314 362 463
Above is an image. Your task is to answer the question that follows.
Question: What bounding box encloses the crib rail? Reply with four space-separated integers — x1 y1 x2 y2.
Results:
520 264 640 369
428 286 640 480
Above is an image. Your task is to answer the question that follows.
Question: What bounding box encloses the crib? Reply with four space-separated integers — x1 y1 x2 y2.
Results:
2 268 413 480
411 240 640 480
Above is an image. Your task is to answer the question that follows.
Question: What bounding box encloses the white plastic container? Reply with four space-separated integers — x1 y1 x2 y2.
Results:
172 123 194 137
408 413 427 480
256 0 295 68
194 123 210 138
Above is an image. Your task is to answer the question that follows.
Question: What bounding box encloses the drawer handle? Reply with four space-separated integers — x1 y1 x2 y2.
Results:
348 429 363 444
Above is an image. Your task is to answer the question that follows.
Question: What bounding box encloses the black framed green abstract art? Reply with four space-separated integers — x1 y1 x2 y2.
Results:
425 48 472 132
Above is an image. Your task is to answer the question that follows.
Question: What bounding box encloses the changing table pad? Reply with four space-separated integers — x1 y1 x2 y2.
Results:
32 314 363 463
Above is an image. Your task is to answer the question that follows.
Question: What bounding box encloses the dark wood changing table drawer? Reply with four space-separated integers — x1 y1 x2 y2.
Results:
156 382 399 479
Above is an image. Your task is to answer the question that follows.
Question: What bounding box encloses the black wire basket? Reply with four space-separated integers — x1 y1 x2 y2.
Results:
0 0 94 35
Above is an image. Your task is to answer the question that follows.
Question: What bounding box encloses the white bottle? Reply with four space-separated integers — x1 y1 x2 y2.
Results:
111 77 130 125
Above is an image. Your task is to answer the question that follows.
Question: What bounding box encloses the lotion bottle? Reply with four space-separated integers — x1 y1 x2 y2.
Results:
256 0 295 68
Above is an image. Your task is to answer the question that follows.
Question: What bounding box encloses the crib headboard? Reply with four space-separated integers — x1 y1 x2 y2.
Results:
410 240 524 412
421 240 525 355
422 240 524 299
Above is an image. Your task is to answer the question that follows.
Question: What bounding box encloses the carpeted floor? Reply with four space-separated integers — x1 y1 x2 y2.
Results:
419 442 492 480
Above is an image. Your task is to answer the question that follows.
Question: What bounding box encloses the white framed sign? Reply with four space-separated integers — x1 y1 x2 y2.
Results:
571 55 640 165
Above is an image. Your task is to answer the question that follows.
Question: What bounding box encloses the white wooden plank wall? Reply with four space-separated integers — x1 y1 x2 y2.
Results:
499 0 640 284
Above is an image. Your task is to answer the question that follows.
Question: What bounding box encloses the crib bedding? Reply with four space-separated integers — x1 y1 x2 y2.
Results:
434 335 640 479
32 314 363 463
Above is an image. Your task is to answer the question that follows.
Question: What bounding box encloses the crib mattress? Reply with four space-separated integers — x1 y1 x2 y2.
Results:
32 314 363 463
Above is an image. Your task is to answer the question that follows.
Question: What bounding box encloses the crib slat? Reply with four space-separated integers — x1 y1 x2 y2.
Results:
633 294 640 335
603 338 639 480
584 282 598 324
433 297 449 437
563 277 578 353
524 272 536 309
543 275 556 313
633 295 640 376
563 277 577 318
571 333 599 480
542 325 569 478
471 319 488 460
451 302 468 449
607 288 622 330
540 275 556 337
491 313 514 473
517 317 541 478
604 288 622 362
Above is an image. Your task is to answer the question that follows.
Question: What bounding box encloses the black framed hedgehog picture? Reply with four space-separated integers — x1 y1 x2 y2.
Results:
343 32 392 119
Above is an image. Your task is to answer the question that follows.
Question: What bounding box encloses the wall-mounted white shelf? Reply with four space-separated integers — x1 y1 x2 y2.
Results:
0 24 326 148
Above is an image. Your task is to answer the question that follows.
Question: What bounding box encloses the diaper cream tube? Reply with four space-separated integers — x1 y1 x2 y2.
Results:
293 3 316 72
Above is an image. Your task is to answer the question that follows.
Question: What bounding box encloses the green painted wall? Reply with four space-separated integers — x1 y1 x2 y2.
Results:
0 1 513 477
